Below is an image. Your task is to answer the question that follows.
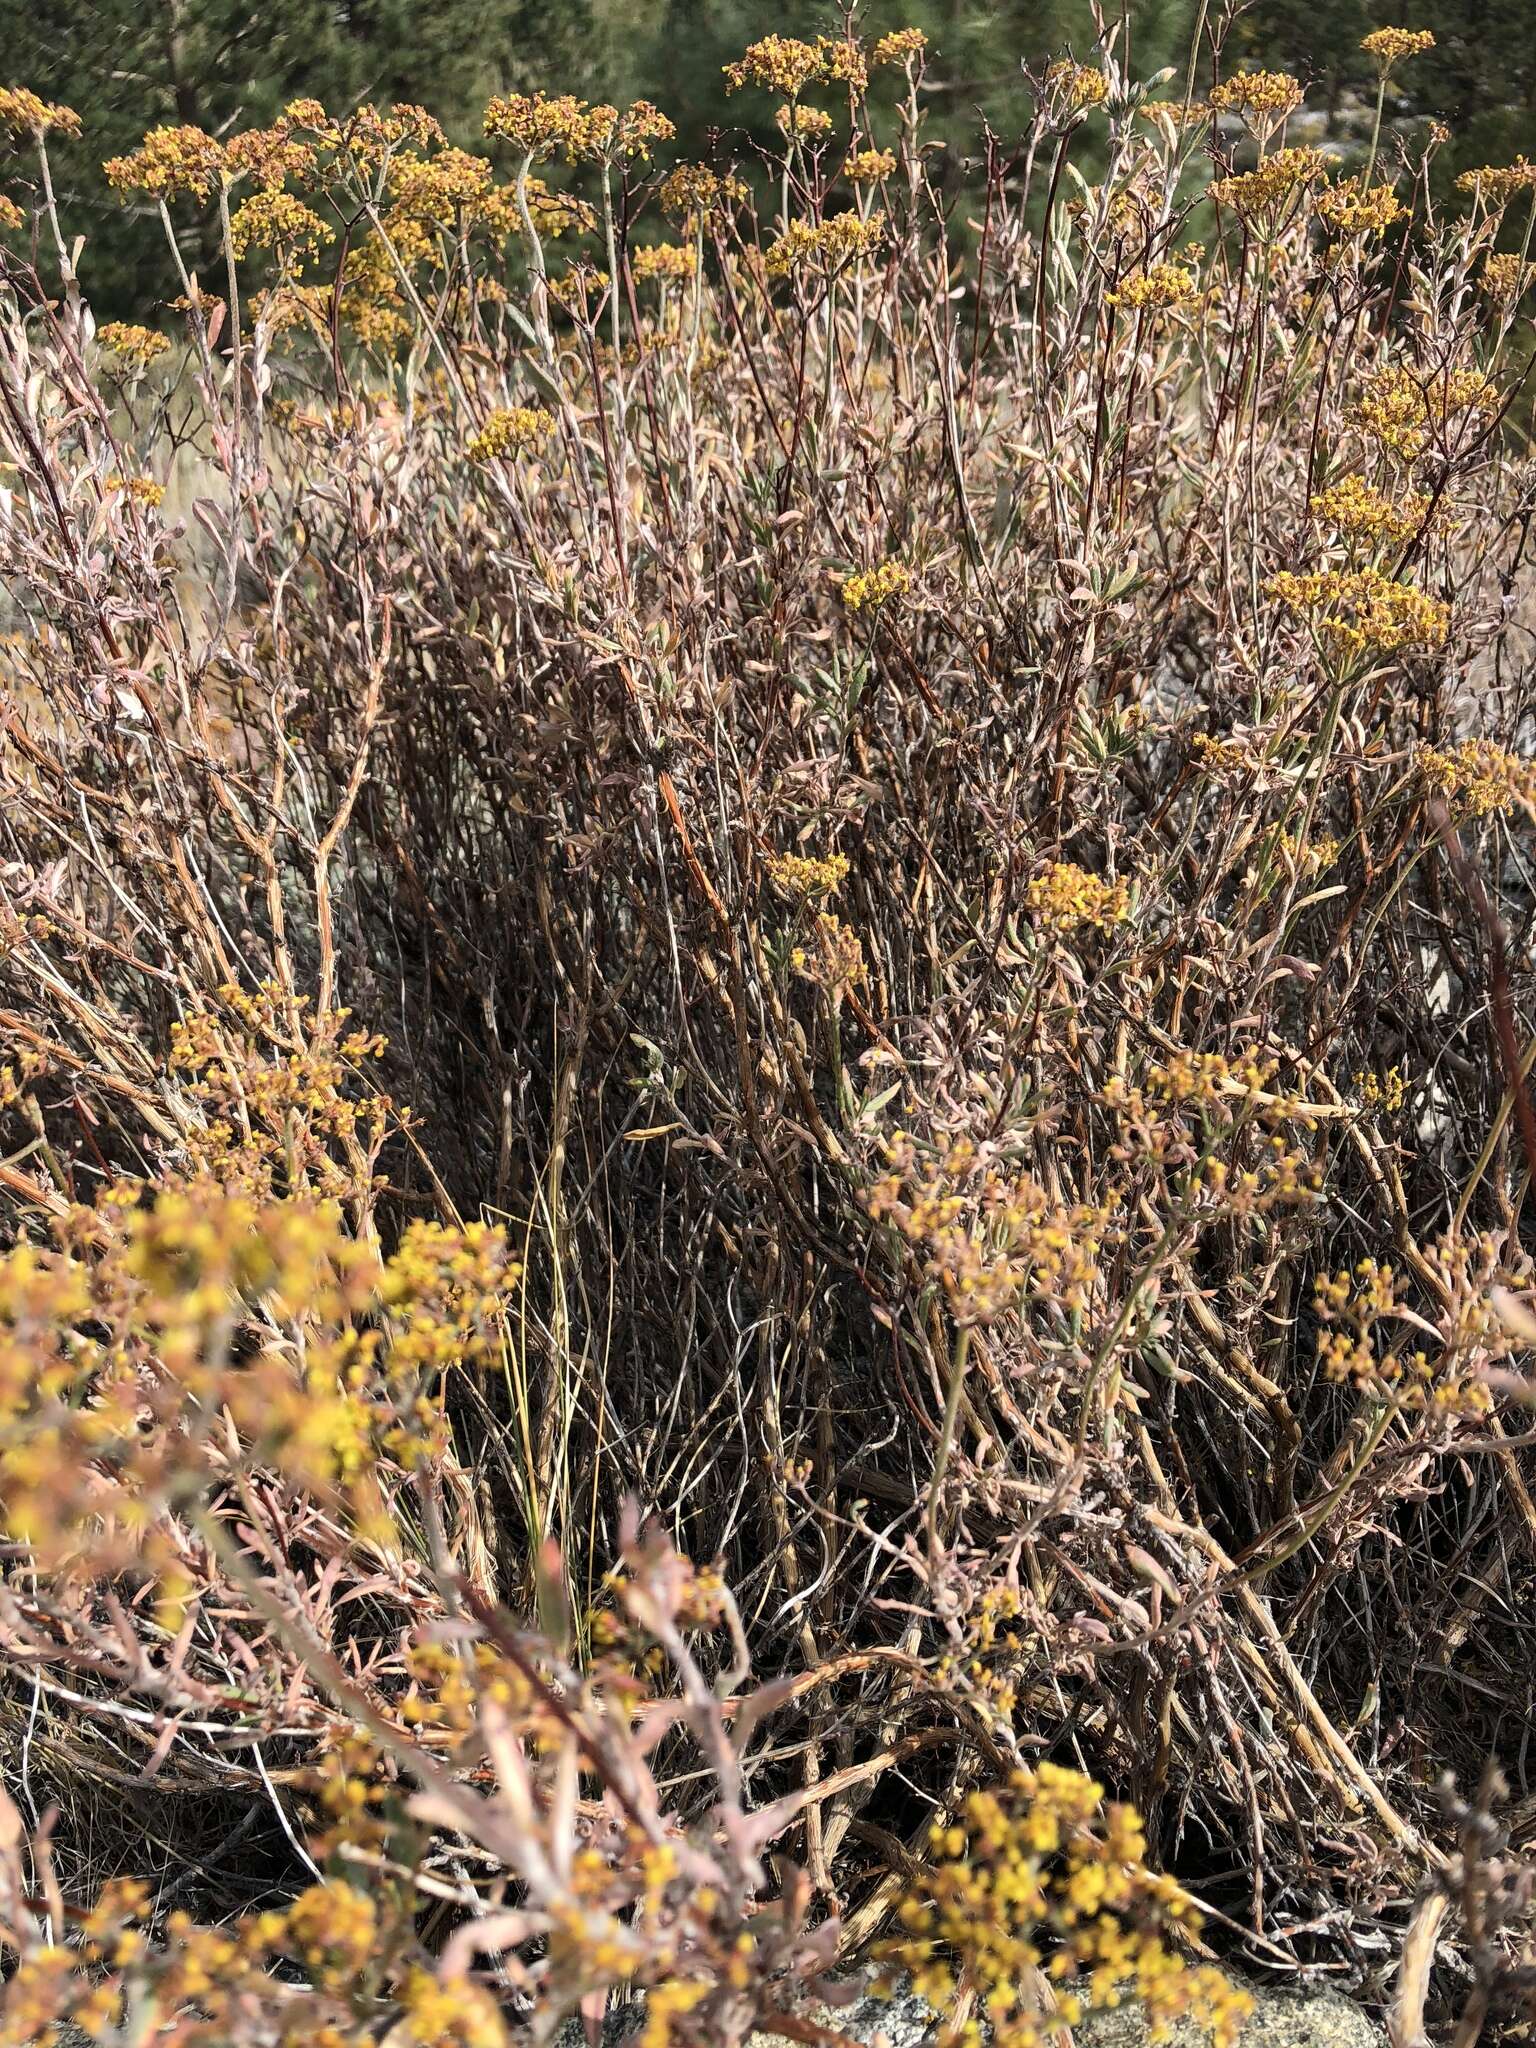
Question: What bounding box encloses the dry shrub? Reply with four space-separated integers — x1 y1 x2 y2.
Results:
2 10 1536 2044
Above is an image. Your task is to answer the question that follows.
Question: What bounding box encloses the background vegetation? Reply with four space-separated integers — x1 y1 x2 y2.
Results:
8 0 1536 312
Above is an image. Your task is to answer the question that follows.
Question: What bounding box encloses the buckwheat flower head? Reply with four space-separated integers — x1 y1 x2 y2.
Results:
483 91 622 161
1046 61 1109 111
1025 861 1130 936
1316 177 1405 237
1209 70 1304 126
724 36 825 97
1418 737 1536 819
632 241 696 283
1354 363 1498 460
873 28 927 68
388 147 493 221
659 163 746 224
229 190 334 260
846 148 896 183
1455 157 1536 206
0 86 80 137
1310 474 1428 545
104 125 229 199
1361 26 1436 70
815 35 869 90
1264 567 1449 654
1138 98 1209 130
224 125 318 189
1208 146 1328 219
765 211 885 279
0 194 21 232
778 103 834 141
1482 251 1536 302
466 406 554 463
97 322 173 369
767 850 849 898
790 911 866 994
840 559 909 612
1110 262 1197 310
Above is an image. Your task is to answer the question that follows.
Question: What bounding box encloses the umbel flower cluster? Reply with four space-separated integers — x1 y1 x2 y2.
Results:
2 16 1536 2048
881 1763 1255 2048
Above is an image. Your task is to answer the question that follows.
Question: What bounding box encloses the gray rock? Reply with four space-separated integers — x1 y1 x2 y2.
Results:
1075 1977 1386 2048
563 1970 1386 2047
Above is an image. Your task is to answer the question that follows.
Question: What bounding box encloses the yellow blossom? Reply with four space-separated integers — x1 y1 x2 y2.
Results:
104 125 228 199
1361 26 1436 70
1208 146 1328 220
766 210 886 278
1310 474 1427 546
840 558 909 612
872 28 927 68
97 322 172 368
632 241 696 283
1264 566 1449 654
466 406 555 463
1316 177 1405 237
1046 61 1109 111
1208 69 1304 129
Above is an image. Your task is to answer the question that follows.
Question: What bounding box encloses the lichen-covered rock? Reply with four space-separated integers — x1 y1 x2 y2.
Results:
563 1970 1389 2048
745 1978 941 2047
1074 1978 1386 2048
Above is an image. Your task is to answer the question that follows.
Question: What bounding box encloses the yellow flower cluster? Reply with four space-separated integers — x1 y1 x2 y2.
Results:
107 473 167 508
867 1134 1111 1323
167 984 392 1202
1106 1049 1323 1216
724 35 867 97
1208 146 1328 219
223 120 318 189
97 321 172 367
0 86 80 136
1355 1065 1407 1112
1024 860 1130 936
1361 26 1436 68
840 558 909 611
483 92 673 163
230 188 334 259
765 210 886 278
1417 736 1536 819
778 102 834 140
1354 363 1499 460
1316 176 1405 237
659 163 746 223
790 910 866 995
873 27 928 67
0 194 21 232
1110 261 1197 310
633 241 696 283
1265 567 1449 654
103 123 229 199
1454 156 1536 206
397 1967 508 2048
1046 61 1109 111
1208 69 1304 125
881 1764 1253 2048
1482 251 1535 301
1314 1257 1491 1419
1310 474 1427 546
846 147 897 182
766 848 849 897
466 405 555 463
1277 828 1340 875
